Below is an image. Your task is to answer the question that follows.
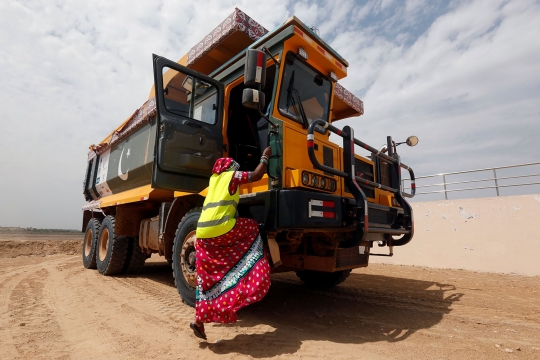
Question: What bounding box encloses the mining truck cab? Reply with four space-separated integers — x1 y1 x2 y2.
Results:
81 12 417 306
151 17 416 271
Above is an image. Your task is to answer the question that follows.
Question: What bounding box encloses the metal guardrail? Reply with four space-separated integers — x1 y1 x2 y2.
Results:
402 162 540 200
307 120 415 246
306 120 415 197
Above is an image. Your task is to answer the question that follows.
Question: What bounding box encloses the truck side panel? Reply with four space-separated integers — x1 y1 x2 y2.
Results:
95 120 157 198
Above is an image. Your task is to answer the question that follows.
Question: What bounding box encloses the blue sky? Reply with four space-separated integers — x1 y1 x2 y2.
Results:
1 0 539 229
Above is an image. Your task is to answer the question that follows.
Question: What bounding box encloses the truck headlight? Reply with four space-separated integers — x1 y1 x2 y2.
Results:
302 172 310 185
329 179 337 191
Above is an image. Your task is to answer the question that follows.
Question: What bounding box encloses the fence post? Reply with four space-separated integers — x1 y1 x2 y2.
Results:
493 168 499 196
443 174 448 200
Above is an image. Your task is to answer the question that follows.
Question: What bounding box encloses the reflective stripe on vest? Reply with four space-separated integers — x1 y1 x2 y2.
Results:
201 200 238 211
196 171 238 238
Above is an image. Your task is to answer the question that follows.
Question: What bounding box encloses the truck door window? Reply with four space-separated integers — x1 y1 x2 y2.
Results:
162 67 218 125
278 53 331 127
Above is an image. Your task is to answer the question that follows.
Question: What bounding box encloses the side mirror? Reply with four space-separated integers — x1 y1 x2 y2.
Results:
242 89 266 110
406 136 419 147
244 49 266 90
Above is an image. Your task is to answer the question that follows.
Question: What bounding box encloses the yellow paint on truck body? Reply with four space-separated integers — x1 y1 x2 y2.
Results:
90 15 393 209
99 185 173 208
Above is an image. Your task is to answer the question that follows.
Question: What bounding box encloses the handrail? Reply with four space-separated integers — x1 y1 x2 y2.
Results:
307 120 370 247
306 120 406 194
416 182 540 195
416 173 540 189
352 138 397 164
414 162 540 179
400 163 416 198
403 162 540 199
306 119 415 247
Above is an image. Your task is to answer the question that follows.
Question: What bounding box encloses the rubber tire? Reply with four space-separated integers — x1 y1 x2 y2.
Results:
82 218 100 269
172 208 201 308
122 237 147 274
96 216 129 276
295 269 352 288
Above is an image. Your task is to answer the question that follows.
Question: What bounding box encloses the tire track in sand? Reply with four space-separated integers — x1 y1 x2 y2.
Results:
49 256 172 359
6 267 70 359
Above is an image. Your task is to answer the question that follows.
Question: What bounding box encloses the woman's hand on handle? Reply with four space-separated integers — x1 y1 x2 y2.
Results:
262 146 272 158
250 147 272 182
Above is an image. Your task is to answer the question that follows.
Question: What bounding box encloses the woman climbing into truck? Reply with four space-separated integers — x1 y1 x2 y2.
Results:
190 146 272 340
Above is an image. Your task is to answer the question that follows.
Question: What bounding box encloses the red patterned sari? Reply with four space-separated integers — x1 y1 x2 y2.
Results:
195 218 270 323
195 159 271 323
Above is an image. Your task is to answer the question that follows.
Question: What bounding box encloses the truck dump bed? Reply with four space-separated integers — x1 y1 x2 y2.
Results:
85 8 365 206
92 8 363 152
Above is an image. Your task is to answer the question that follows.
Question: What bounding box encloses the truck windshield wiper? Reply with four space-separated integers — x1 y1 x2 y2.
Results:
293 89 309 129
286 71 309 129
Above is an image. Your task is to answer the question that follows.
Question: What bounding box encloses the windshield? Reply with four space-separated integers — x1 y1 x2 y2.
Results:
278 53 331 127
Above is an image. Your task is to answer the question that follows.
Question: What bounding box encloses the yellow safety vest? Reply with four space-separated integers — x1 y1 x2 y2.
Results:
196 171 238 238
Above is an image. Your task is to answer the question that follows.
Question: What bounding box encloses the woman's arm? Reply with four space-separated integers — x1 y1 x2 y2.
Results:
250 146 272 182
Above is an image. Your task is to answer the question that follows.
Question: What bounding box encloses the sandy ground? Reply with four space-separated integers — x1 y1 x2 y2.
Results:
1 235 540 360
0 233 82 257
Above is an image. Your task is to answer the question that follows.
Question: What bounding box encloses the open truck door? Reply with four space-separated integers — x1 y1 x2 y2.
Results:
152 55 224 192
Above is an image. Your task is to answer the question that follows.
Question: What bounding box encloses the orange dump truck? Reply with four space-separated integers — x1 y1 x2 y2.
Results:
81 8 416 306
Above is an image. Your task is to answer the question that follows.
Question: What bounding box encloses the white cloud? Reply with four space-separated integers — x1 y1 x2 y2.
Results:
0 0 538 228
333 0 540 174
0 0 290 229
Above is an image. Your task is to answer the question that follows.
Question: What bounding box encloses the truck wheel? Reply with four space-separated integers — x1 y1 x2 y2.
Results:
82 218 100 269
96 215 129 276
122 237 147 274
172 208 201 308
295 269 351 288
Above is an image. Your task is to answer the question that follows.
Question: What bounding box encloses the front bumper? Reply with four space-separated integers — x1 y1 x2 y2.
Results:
238 189 408 233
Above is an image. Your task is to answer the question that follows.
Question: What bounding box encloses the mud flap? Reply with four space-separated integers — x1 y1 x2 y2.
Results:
266 235 282 268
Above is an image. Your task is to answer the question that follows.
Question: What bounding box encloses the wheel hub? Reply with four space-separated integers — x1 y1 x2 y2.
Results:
188 252 196 268
99 228 109 262
180 230 197 288
84 230 93 256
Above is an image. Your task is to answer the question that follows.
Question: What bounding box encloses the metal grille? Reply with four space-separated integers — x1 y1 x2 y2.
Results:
345 158 375 198
368 208 395 225
344 183 375 198
335 247 368 268
355 159 374 181
323 146 334 176
379 160 392 187
344 185 375 198
360 185 375 198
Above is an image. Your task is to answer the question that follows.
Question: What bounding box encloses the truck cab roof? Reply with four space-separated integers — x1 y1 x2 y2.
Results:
94 8 363 151
151 8 363 119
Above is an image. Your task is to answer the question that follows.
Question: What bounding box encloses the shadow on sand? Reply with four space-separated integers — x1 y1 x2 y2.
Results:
124 260 463 358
